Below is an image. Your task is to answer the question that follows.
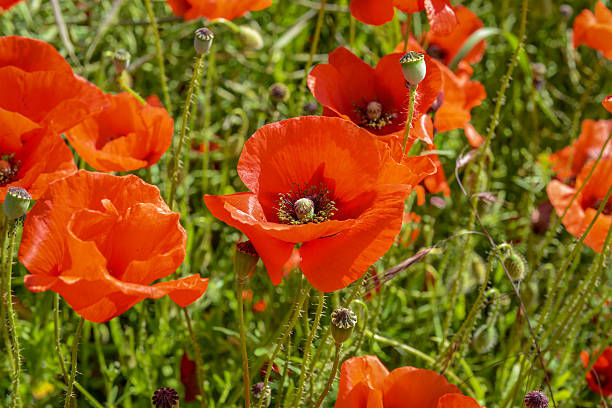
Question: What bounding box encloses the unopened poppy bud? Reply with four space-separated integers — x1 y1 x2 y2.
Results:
366 101 383 121
269 83 290 103
234 240 260 280
238 26 264 51
194 27 214 55
502 249 527 281
113 49 130 73
559 4 572 19
472 325 498 354
294 198 315 221
524 391 549 408
251 382 271 406
152 387 180 408
400 51 426 87
303 102 318 114
331 307 357 345
3 187 31 221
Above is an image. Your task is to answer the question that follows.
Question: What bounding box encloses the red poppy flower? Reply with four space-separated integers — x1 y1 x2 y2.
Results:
581 346 612 395
253 299 267 312
19 171 208 323
180 352 200 401
547 158 612 253
0 36 107 135
65 92 173 172
604 95 612 113
350 0 457 35
549 119 612 181
166 0 272 21
335 355 482 407
307 46 442 142
0 0 26 12
573 1 612 59
204 117 435 292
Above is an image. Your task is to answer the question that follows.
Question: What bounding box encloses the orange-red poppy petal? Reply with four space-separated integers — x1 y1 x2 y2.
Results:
335 356 390 408
604 95 612 113
381 367 463 408
573 2 612 59
0 36 72 73
436 393 483 408
0 0 26 12
350 0 395 26
395 0 458 35
167 0 272 21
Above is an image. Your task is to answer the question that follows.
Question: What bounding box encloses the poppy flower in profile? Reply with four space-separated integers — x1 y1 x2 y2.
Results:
19 171 208 323
604 95 612 113
307 47 442 142
335 355 482 407
180 351 200 401
547 158 612 253
573 1 612 59
350 0 457 35
581 346 612 395
166 0 272 21
0 36 108 135
1 0 26 12
204 116 435 292
549 119 612 181
65 92 173 172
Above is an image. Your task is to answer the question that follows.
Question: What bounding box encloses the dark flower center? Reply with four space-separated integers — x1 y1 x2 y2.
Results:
355 101 397 130
275 183 337 225
0 156 20 186
589 198 612 215
152 387 179 408
427 44 447 62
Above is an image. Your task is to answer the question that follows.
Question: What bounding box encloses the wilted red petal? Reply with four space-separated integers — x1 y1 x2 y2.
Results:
180 352 200 401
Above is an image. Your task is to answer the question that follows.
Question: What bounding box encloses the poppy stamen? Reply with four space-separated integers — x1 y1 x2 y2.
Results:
276 183 337 225
355 101 397 130
0 156 20 186
589 198 612 215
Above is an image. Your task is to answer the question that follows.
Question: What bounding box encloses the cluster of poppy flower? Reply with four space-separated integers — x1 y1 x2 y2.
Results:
1 35 208 323
545 1 612 397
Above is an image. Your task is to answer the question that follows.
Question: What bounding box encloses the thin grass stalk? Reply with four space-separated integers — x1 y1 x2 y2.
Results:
143 0 172 112
201 47 216 194
54 293 69 385
294 291 326 405
183 307 206 408
236 277 251 408
275 335 292 408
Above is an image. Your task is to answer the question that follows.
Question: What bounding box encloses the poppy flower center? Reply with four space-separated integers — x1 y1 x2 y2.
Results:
275 183 337 225
0 157 20 186
427 44 447 62
355 101 397 130
589 198 612 215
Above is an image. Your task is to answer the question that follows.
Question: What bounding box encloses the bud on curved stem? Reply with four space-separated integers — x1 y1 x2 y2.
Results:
194 27 214 55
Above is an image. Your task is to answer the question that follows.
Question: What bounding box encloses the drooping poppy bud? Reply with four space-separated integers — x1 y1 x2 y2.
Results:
524 391 549 408
399 51 426 87
269 83 290 103
113 49 130 73
239 26 264 51
152 387 180 408
502 249 527 282
472 325 498 354
194 27 214 55
234 240 260 281
3 187 31 221
303 102 318 114
330 307 357 345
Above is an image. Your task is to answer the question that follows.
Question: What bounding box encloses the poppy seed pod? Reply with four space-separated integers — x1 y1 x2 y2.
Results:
194 27 214 55
331 307 357 345
152 387 180 408
234 240 260 280
294 197 315 222
113 49 130 73
3 187 31 221
239 26 264 51
400 51 426 87
366 101 383 121
524 391 549 408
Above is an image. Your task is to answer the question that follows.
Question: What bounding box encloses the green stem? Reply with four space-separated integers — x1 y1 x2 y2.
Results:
237 278 251 408
294 291 326 405
118 71 147 104
143 0 172 112
313 344 342 408
168 52 206 209
183 307 206 408
64 317 85 408
257 284 310 408
0 217 15 377
4 225 21 408
54 293 70 385
402 84 417 156
73 381 105 408
201 47 215 195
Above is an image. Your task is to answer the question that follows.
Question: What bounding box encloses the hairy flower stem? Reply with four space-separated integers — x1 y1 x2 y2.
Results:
183 307 206 408
201 47 215 195
168 53 206 209
64 317 84 408
402 84 418 156
313 343 342 408
143 0 172 112
257 284 310 408
294 291 325 405
118 71 147 105
3 223 21 408
236 278 251 408
0 217 15 378
296 0 327 116
54 294 70 385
